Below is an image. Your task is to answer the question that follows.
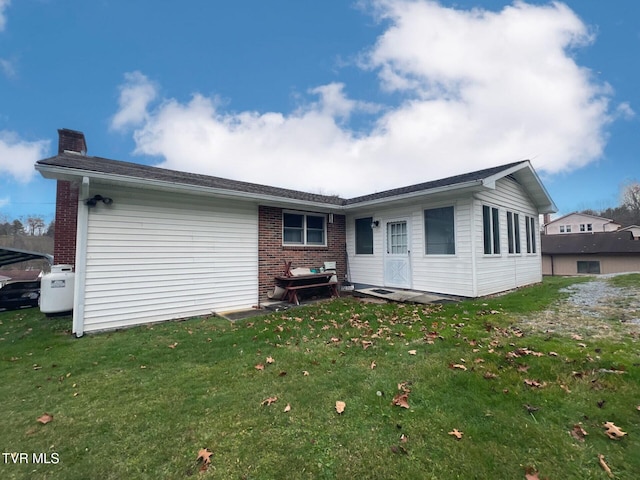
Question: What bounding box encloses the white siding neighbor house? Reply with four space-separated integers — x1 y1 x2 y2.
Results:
543 212 621 235
36 129 556 336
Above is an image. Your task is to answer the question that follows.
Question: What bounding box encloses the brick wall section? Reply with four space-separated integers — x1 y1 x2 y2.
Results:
258 205 347 300
53 180 79 266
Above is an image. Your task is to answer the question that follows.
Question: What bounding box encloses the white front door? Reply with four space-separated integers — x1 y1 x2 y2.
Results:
384 219 411 288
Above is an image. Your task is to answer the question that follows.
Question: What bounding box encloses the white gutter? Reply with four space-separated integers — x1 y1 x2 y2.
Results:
72 176 90 337
35 164 343 212
342 180 486 210
36 163 491 213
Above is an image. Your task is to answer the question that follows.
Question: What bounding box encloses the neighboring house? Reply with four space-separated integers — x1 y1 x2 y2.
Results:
619 225 640 240
36 129 556 336
543 212 621 235
542 231 640 275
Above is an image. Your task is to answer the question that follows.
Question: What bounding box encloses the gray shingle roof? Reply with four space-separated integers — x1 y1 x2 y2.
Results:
37 153 345 205
541 231 640 255
37 154 530 207
344 160 526 204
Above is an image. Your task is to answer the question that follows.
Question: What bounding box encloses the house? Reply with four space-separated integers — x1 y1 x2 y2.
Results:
541 231 640 275
36 129 556 336
619 225 640 240
543 212 621 235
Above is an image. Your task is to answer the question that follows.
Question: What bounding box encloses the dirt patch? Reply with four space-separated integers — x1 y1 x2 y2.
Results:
516 277 640 340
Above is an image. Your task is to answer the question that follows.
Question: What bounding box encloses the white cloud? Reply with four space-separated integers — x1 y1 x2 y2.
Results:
0 58 15 78
113 0 621 197
0 196 9 208
110 71 158 131
0 0 10 32
0 131 50 182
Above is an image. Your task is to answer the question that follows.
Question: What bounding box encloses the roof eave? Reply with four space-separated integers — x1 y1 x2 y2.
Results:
487 160 557 213
343 179 485 211
35 163 343 212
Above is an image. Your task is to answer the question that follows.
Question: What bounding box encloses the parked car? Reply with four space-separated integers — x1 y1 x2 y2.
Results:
0 280 41 310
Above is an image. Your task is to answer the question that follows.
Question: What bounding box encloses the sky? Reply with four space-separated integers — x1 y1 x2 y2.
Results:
0 0 638 225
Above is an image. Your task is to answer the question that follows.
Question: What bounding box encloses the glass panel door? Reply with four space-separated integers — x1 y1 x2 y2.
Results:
388 221 408 254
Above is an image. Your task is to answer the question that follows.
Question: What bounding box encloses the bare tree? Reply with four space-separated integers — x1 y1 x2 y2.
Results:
25 216 46 236
621 181 640 215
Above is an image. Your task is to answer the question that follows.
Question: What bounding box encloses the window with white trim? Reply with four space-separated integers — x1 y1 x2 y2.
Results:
424 206 455 255
283 212 326 246
483 205 500 254
507 211 521 254
525 216 537 253
355 217 374 254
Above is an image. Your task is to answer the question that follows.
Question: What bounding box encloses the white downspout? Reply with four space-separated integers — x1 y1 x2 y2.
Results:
72 176 90 337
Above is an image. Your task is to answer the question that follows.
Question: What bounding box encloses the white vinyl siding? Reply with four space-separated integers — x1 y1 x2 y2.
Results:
80 184 258 333
346 197 475 298
474 177 542 296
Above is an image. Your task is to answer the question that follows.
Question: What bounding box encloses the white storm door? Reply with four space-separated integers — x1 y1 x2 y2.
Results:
384 219 411 288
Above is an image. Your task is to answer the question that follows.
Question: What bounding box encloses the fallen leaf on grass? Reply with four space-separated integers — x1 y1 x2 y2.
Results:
524 379 547 388
560 384 571 393
598 454 614 478
261 396 278 406
36 413 53 424
370 361 376 370
448 429 463 439
524 468 540 480
266 356 275 364
335 401 346 414
196 448 213 464
603 422 626 440
284 403 291 413
255 363 265 371
392 392 410 409
196 448 213 472
570 424 588 442
524 404 540 414
397 381 411 392
302 371 309 376
400 433 408 443
483 372 498 379
408 350 417 355
390 444 408 454
450 363 467 371
168 342 178 349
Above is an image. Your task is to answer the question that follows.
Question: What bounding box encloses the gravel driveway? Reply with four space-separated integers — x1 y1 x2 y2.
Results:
517 274 640 340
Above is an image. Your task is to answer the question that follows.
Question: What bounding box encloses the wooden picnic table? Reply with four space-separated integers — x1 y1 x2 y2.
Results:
275 273 339 305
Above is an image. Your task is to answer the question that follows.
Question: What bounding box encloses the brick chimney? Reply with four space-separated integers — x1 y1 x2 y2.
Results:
53 129 88 266
58 128 87 155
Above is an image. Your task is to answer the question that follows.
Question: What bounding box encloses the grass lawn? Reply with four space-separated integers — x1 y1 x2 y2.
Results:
1 276 638 479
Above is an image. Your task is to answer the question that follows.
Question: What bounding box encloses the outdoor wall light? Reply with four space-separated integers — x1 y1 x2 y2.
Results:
85 194 113 207
370 220 380 228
